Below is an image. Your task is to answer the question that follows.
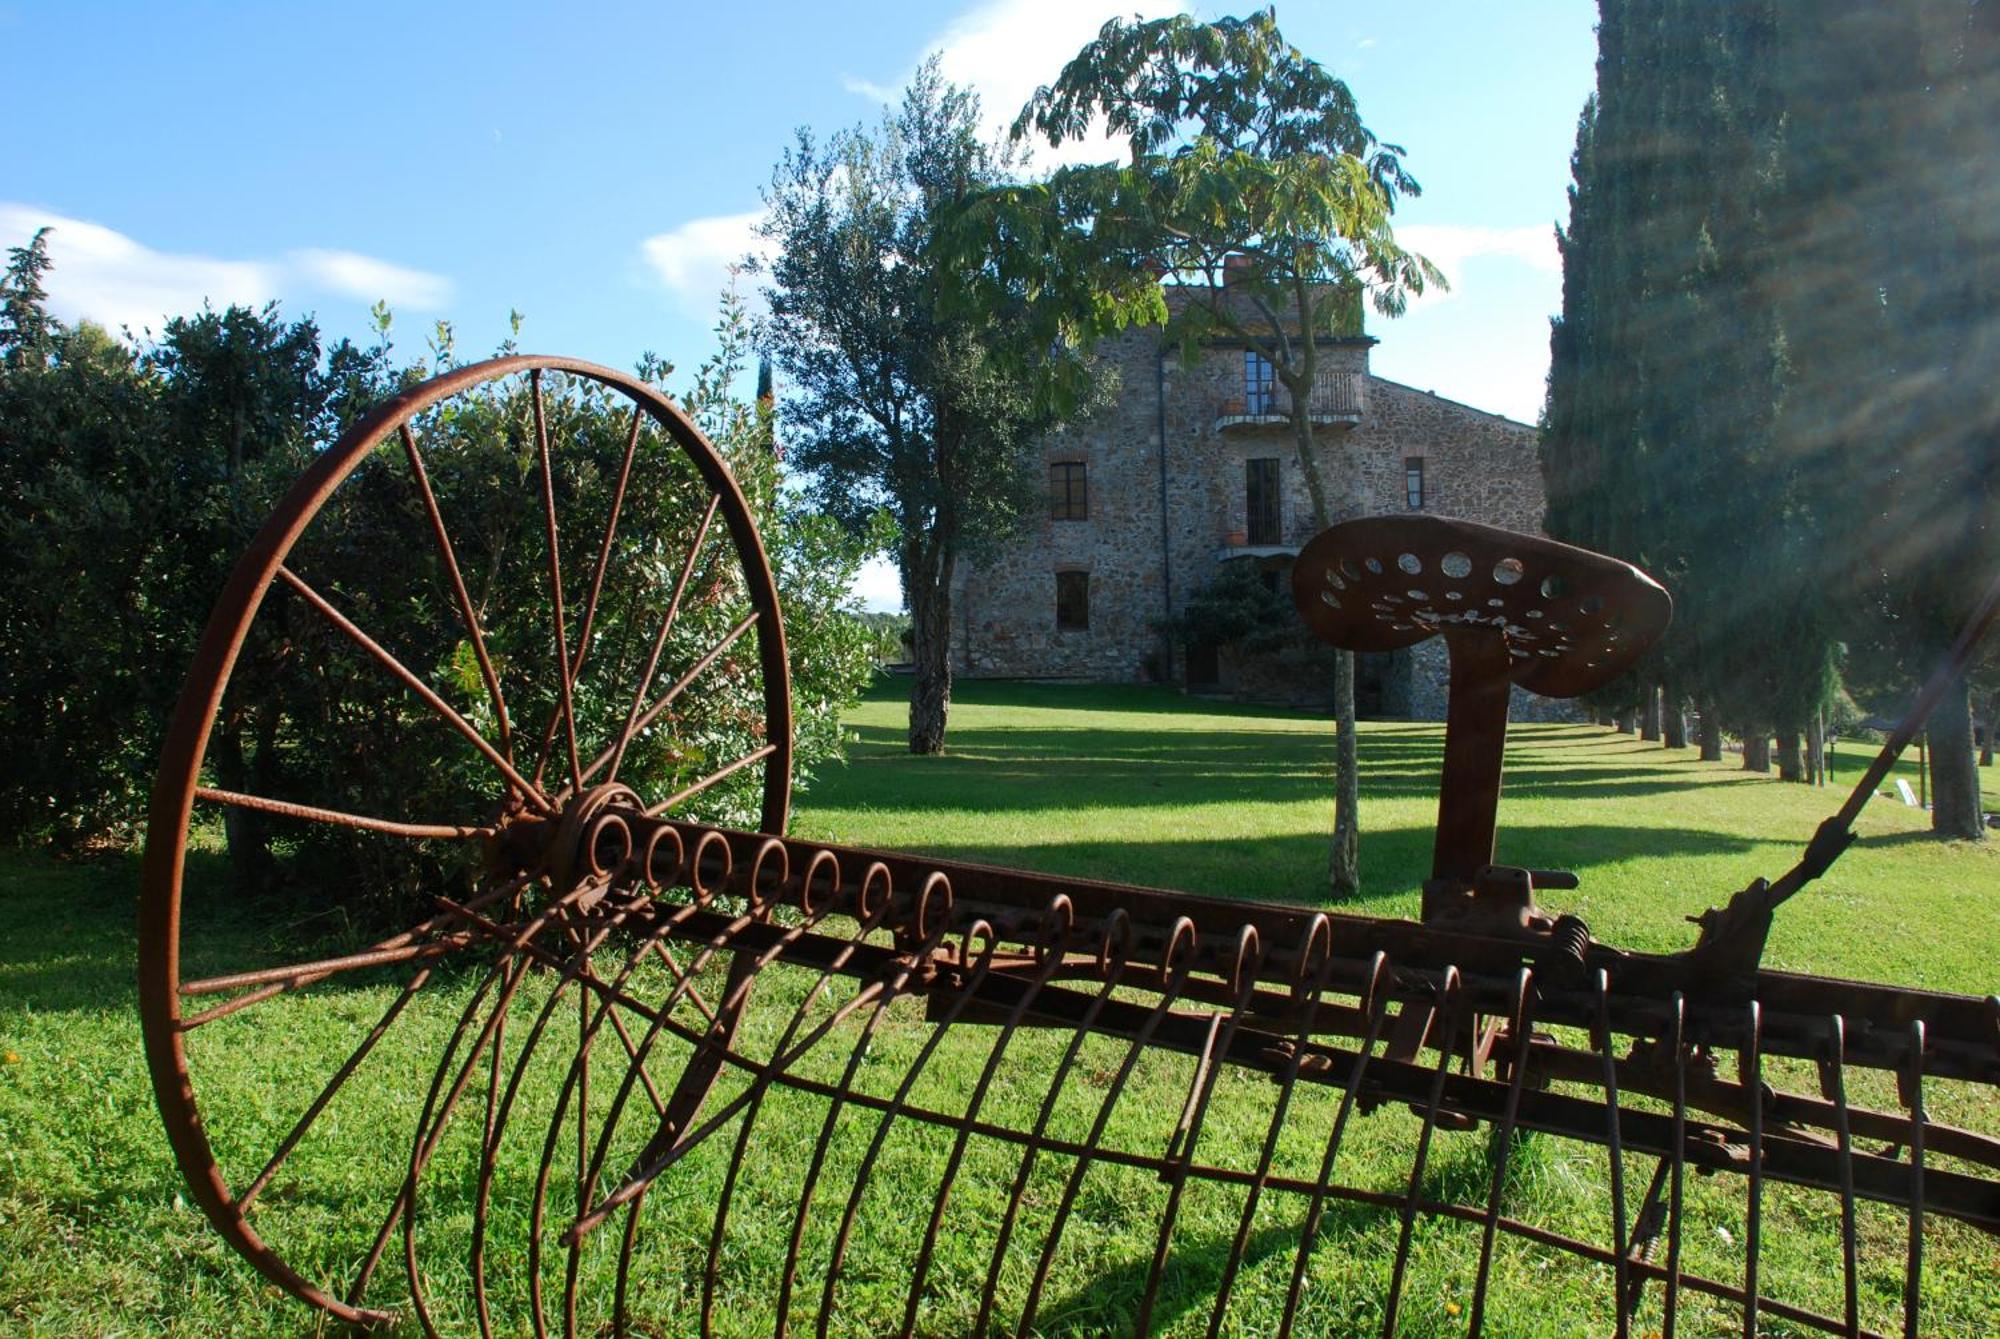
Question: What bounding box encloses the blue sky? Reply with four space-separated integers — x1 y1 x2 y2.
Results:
2 0 1597 608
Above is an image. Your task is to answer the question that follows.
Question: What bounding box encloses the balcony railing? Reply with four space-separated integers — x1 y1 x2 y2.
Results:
1216 368 1365 430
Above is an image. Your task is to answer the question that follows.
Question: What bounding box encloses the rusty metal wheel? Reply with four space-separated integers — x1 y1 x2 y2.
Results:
138 355 790 1329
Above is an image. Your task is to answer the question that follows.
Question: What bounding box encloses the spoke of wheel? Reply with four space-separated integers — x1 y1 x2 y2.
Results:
180 937 473 1001
194 785 493 841
238 961 439 1210
583 609 758 794
277 564 552 813
531 369 584 795
644 742 776 817
400 420 514 760
606 492 721 785
177 870 538 1025
531 402 644 782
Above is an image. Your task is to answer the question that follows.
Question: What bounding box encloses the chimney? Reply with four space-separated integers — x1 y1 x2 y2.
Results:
1222 253 1253 288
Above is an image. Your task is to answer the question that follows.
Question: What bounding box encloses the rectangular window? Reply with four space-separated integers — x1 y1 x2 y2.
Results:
1245 457 1281 545
1405 456 1425 510
1049 461 1088 521
1055 570 1089 630
1244 350 1276 415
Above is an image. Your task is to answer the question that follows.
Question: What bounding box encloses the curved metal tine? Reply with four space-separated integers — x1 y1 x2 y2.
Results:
972 919 1136 1339
529 368 586 794
1827 1014 1860 1339
1380 966 1467 1339
1901 1020 1926 1339
1205 938 1337 1339
529 401 644 785
483 891 693 1335
1743 1000 1764 1339
474 948 526 1338
699 879 883 1337
899 913 1077 1339
1278 950 1395 1339
1135 927 1264 1337
364 874 602 1322
399 419 515 759
333 870 554 1310
578 608 760 797
1467 968 1537 1337
403 881 618 1334
276 564 553 812
1016 923 1203 1339
237 960 441 1211
1595 969 1633 1339
777 916 958 1337
576 875 872 1253
820 919 994 1331
548 898 774 1278
1664 993 1687 1339
605 492 722 788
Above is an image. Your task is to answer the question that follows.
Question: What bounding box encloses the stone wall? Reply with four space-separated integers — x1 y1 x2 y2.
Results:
950 308 1575 721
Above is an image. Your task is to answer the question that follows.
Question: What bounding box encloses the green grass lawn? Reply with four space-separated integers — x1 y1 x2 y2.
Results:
2 678 1996 1336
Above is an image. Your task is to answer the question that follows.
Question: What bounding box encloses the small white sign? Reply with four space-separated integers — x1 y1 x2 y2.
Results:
1895 779 1920 807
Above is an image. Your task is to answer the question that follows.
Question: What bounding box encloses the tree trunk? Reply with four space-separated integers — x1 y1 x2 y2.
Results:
1980 697 1994 767
906 548 954 756
1742 732 1771 772
1696 707 1728 759
1614 710 1636 734
1663 693 1689 749
1928 671 1986 839
1774 728 1804 781
1806 712 1825 786
1327 648 1360 897
1639 685 1662 741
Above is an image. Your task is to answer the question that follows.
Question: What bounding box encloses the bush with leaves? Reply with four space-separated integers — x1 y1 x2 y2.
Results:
0 236 875 918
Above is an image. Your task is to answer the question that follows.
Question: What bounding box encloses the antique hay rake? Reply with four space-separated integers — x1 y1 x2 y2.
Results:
139 356 2000 1336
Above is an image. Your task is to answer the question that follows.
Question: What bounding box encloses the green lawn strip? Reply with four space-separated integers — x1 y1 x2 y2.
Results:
1 678 1994 1334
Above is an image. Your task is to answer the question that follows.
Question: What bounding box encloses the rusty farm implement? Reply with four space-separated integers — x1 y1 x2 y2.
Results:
139 356 1999 1335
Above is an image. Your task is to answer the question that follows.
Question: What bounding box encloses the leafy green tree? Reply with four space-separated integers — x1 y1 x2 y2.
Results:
986 8 1439 894
0 228 57 371
756 59 1096 755
0 256 876 902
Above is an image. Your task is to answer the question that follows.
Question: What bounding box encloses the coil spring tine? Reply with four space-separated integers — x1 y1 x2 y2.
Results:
973 915 1133 1339
776 915 953 1338
1381 966 1466 1339
1207 925 1337 1338
898 916 1072 1339
1664 993 1686 1339
1595 969 1632 1339
1280 950 1393 1339
1136 925 1262 1336
820 913 984 1330
1828 1014 1860 1339
1902 1019 1926 1339
1467 968 1536 1337
1743 999 1764 1339
1017 919 1199 1338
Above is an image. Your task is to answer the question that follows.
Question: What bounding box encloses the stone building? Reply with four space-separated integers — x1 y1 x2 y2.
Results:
949 278 1553 719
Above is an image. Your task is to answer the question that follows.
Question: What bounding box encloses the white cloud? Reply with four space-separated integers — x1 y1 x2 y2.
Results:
0 204 453 335
840 74 897 105
289 247 454 310
637 210 770 322
852 555 904 613
862 0 1193 169
1394 222 1560 307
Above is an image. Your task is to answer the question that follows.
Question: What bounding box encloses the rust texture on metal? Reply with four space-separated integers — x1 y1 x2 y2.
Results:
139 359 1998 1336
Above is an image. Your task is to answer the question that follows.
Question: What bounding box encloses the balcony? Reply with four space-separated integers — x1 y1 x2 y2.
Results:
1214 368 1365 433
